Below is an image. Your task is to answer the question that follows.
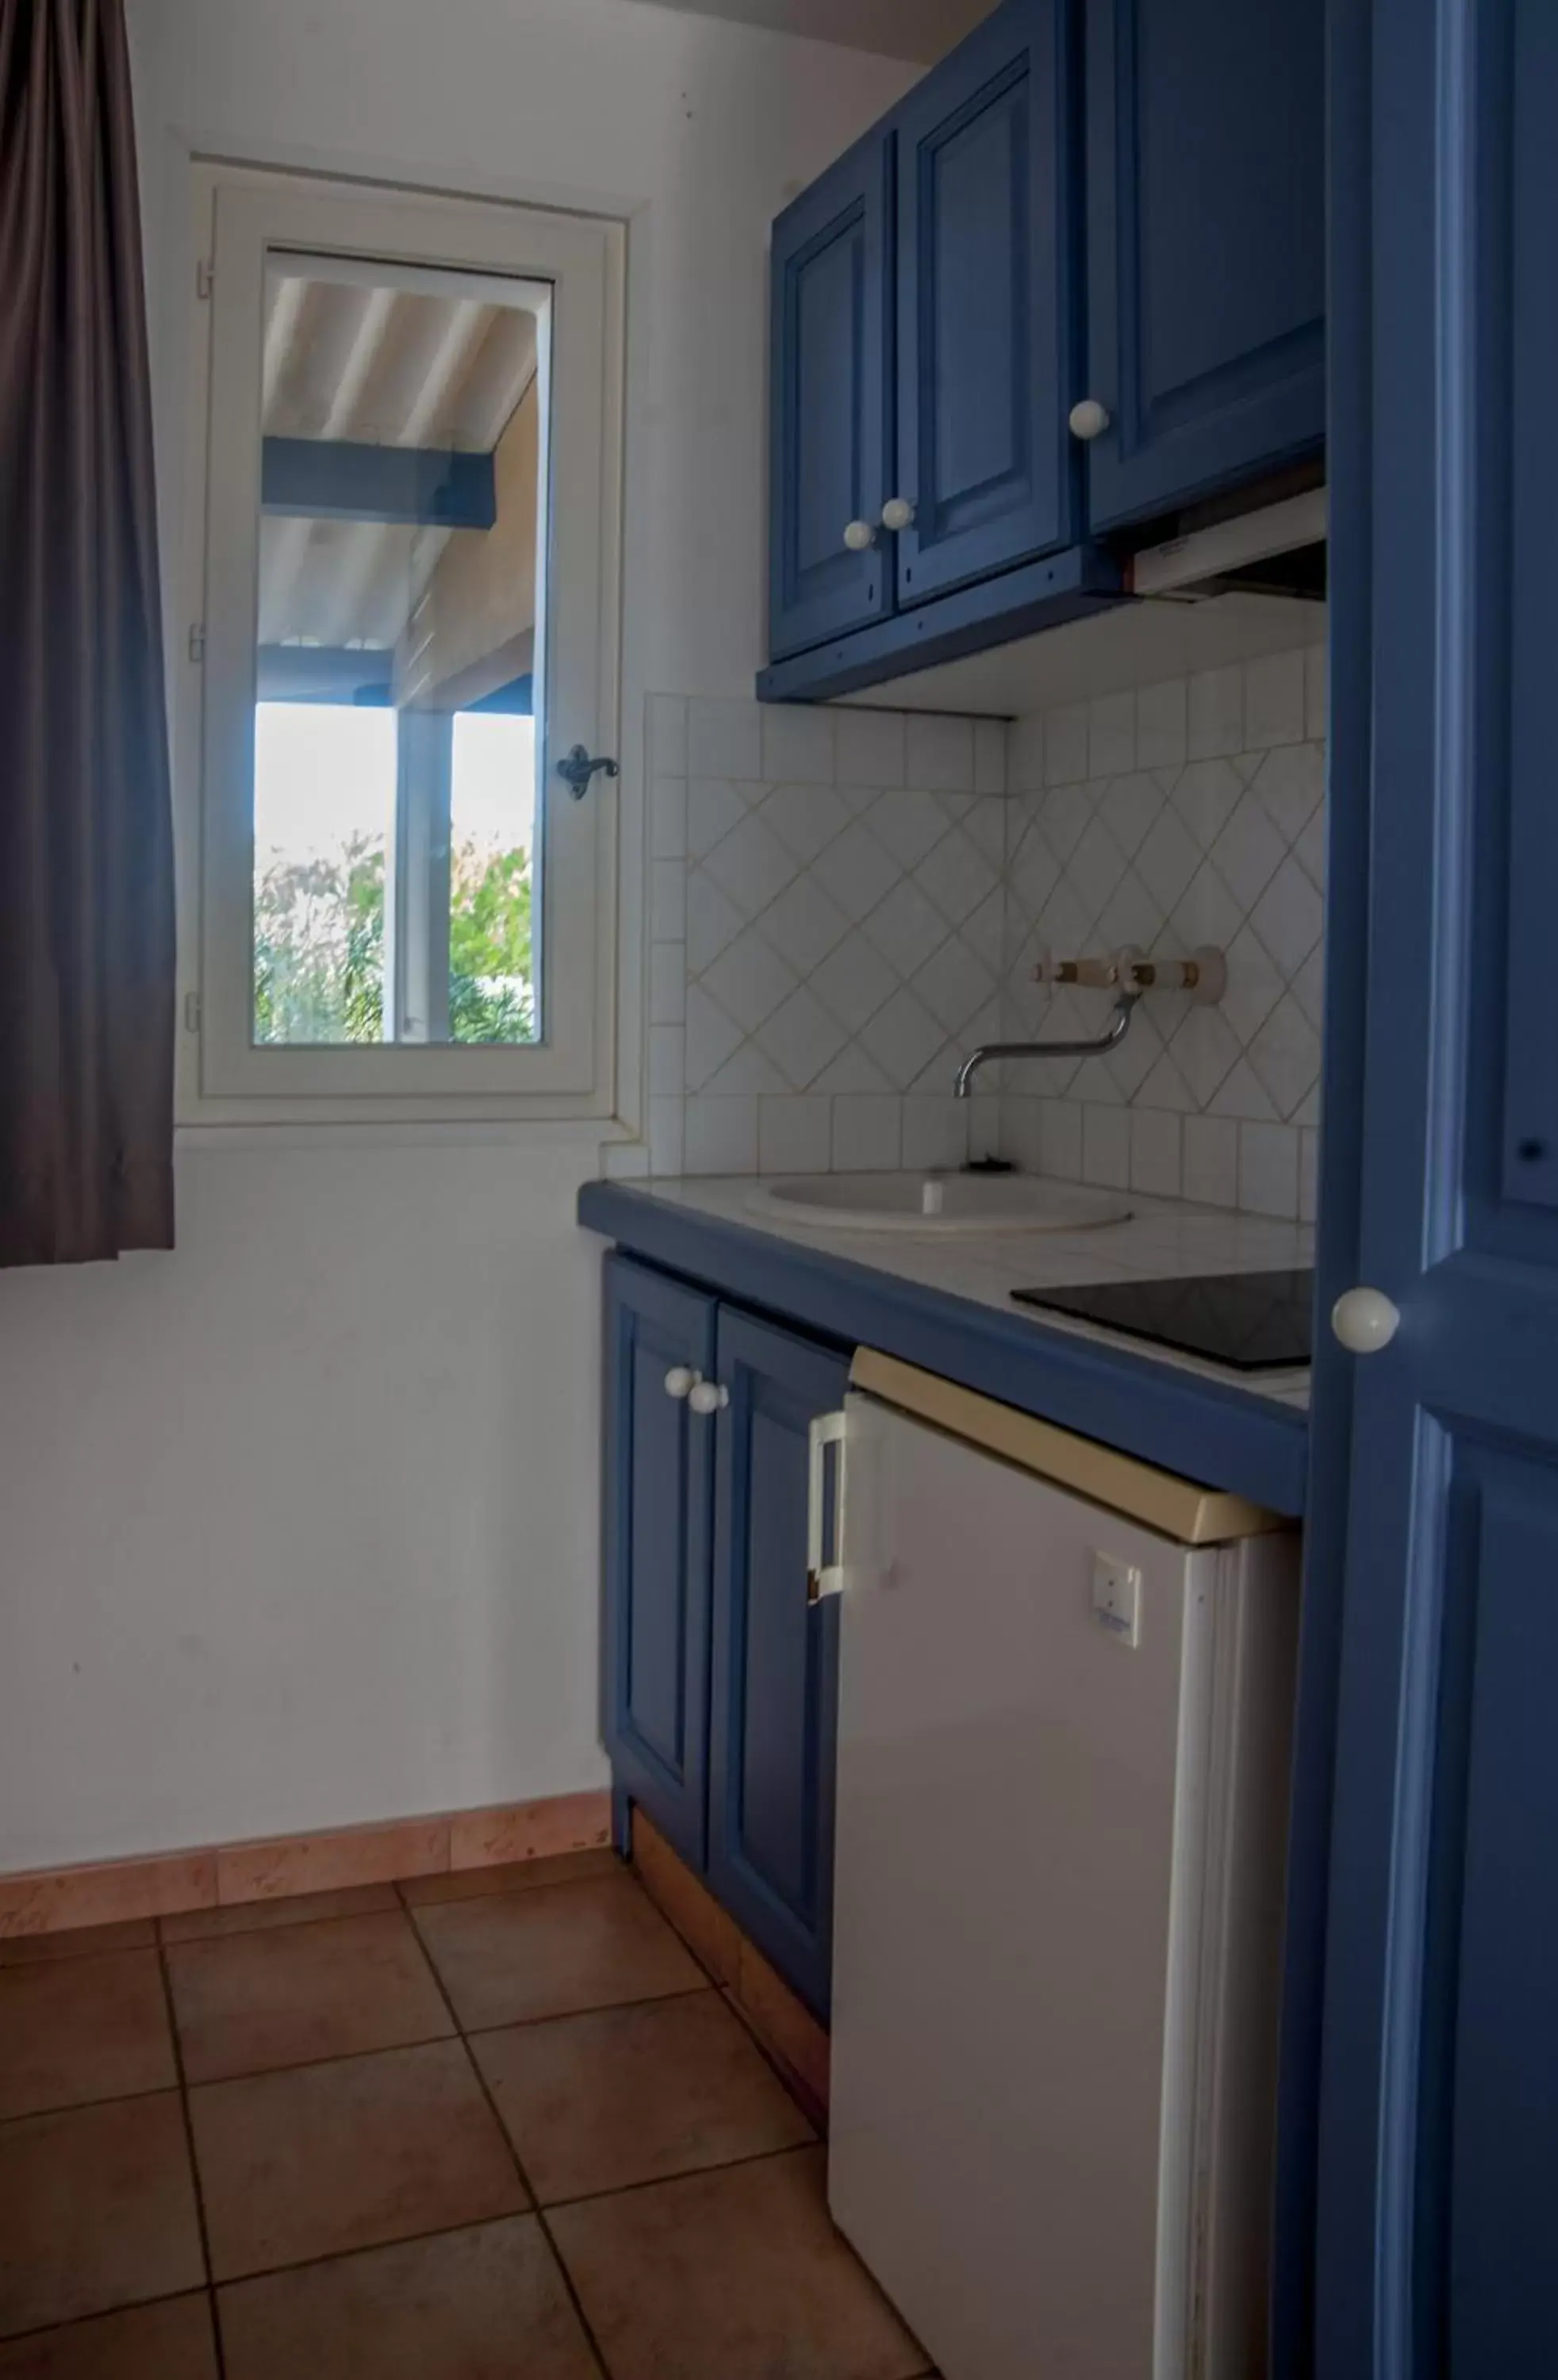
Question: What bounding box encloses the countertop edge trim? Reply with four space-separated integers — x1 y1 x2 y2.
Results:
577 1182 1308 1518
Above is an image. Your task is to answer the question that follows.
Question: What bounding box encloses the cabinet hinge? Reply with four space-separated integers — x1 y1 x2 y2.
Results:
195 259 213 301
187 624 205 664
183 990 201 1034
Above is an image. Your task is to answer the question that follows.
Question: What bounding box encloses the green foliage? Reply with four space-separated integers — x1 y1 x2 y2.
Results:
449 843 535 1044
253 836 534 1046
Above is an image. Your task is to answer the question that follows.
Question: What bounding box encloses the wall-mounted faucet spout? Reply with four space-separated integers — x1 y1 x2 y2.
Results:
953 991 1139 1100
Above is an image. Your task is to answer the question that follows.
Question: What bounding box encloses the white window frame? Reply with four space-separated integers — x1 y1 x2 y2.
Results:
182 166 624 1122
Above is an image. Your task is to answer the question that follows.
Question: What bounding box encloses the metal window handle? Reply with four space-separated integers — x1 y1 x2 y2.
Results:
664 1366 700 1400
807 1410 849 1603
1331 1288 1402 1353
556 745 619 800
688 1380 729 1415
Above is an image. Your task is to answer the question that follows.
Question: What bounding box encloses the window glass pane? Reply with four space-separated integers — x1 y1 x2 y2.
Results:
251 252 547 1045
449 711 535 1043
253 704 394 1044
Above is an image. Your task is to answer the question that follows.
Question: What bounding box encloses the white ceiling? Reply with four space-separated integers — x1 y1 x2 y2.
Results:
617 0 996 63
259 265 539 651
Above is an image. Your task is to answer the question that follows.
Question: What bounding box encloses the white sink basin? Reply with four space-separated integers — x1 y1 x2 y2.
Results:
745 1172 1132 1236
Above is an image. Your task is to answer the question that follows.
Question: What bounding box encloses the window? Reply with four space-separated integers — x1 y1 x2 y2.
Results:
188 171 622 1116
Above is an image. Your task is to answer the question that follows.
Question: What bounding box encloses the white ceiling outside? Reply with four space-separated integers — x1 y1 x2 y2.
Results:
258 262 540 652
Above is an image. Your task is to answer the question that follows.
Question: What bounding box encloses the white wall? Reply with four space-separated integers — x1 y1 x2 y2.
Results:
0 0 912 1874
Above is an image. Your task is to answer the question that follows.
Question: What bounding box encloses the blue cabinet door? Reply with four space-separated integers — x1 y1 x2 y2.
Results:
708 1308 850 2019
1081 0 1324 532
892 0 1076 609
768 134 892 662
1279 3 1558 2370
601 1255 716 1872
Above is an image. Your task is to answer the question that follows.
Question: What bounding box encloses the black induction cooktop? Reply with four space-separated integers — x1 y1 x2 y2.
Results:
1011 1269 1314 1371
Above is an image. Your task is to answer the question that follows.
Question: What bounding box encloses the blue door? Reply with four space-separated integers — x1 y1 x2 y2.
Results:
1081 0 1324 532
1281 2 1558 2369
708 1308 849 2019
768 133 892 662
892 0 1076 609
601 1255 716 1872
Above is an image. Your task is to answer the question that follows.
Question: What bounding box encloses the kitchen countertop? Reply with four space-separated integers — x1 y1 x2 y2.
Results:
578 1175 1314 1518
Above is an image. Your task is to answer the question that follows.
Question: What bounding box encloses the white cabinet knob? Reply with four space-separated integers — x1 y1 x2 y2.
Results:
688 1380 730 1415
1068 397 1111 441
1330 1288 1402 1354
842 519 877 551
880 496 915 532
664 1366 700 1400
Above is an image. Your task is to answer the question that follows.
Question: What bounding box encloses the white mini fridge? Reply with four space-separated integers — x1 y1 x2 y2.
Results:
825 1353 1300 2380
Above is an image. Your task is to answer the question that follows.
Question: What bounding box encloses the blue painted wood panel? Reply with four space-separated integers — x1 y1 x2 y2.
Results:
768 134 892 661
708 1307 850 2019
601 1255 716 1871
892 0 1076 606
1082 0 1324 532
260 436 497 528
1294 3 1558 2369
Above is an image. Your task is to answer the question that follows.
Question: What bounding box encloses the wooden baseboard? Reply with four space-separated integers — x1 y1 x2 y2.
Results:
0 1788 612 1940
629 1810 830 2123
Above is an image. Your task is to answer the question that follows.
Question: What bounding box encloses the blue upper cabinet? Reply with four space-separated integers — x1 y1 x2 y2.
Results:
892 0 1076 608
707 1309 849 2020
768 135 893 662
601 1256 716 1874
760 0 1324 700
1080 0 1325 532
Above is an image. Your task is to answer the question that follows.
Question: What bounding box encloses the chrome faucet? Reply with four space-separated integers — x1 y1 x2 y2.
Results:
953 989 1139 1100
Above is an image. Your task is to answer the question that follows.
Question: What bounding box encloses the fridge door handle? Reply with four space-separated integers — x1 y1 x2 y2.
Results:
807 1410 849 1603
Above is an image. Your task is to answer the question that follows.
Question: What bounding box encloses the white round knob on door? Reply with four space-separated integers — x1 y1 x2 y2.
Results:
842 519 877 551
1331 1288 1402 1354
1068 397 1111 441
688 1380 730 1415
880 496 916 532
664 1366 700 1400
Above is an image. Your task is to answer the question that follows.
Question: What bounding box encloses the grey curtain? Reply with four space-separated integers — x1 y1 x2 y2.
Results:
0 0 176 1265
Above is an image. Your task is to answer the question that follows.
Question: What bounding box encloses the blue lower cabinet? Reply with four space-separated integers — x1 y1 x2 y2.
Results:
707 1310 850 2021
601 1255 716 1873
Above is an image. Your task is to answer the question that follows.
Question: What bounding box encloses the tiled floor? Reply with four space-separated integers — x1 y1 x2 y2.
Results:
0 1854 931 2377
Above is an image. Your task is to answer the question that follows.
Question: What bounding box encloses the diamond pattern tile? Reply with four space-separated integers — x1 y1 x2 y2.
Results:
646 646 1328 1217
700 814 796 918
756 987 850 1090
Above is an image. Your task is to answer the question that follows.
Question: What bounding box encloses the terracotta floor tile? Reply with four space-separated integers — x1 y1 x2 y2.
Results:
217 2217 598 2379
166 1910 452 2083
0 1921 156 1967
0 2095 205 2340
401 1848 619 1909
189 2039 528 2279
0 1952 176 2121
413 1873 704 2031
0 2295 218 2378
160 1883 399 1942
474 1988 814 2203
548 2145 930 2380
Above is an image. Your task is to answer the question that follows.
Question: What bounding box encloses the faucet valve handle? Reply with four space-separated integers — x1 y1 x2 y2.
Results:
1119 946 1228 1004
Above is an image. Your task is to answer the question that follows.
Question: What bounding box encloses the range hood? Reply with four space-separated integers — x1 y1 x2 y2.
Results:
1126 486 1326 603
841 486 1327 719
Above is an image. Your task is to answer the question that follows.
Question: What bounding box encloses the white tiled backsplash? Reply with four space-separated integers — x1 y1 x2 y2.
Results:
631 638 1325 1220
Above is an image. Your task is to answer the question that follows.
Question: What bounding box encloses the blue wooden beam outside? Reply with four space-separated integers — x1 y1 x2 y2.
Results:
261 437 497 529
